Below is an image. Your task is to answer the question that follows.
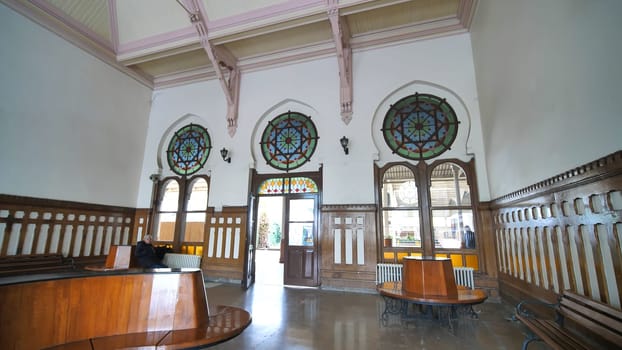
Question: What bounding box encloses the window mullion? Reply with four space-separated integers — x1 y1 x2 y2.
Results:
416 162 434 256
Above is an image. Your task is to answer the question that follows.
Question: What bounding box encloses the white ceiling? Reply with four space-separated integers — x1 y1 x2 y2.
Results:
3 0 477 89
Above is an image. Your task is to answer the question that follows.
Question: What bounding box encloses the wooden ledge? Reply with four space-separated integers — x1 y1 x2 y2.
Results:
45 305 252 350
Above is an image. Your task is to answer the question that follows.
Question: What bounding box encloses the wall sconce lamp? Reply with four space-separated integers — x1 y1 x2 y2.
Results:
220 148 231 163
340 136 349 155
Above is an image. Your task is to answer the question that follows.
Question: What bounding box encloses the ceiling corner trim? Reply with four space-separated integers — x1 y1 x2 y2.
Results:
29 0 114 51
457 0 478 28
108 0 119 52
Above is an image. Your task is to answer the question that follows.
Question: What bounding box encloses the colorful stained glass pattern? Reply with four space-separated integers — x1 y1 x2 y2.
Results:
258 177 318 194
260 111 319 171
382 93 459 160
167 124 211 176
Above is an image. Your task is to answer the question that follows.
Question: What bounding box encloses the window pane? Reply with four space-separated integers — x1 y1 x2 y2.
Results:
160 180 179 211
382 210 421 247
289 199 314 221
156 212 176 242
382 165 418 207
186 178 208 211
289 223 313 246
432 209 474 249
430 163 470 206
184 212 205 242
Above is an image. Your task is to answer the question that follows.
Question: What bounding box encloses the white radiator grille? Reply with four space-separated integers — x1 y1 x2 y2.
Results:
453 266 475 289
376 263 403 284
162 253 202 269
376 263 475 289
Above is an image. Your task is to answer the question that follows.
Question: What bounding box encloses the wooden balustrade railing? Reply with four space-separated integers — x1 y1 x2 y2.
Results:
491 151 622 309
0 195 137 266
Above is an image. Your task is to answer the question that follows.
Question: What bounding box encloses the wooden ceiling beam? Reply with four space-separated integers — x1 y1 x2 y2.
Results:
327 0 353 125
178 0 240 137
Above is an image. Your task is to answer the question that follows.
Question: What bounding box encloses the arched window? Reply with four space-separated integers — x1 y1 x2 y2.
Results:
151 123 212 254
154 179 179 243
380 165 421 252
377 160 480 269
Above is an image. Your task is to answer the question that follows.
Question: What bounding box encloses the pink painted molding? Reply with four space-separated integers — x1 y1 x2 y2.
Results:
207 0 324 31
116 26 198 57
30 0 113 51
108 0 119 51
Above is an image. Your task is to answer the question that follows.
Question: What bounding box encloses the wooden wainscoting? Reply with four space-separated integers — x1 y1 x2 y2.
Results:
0 195 137 266
320 204 377 290
491 151 622 309
132 208 150 244
202 206 247 281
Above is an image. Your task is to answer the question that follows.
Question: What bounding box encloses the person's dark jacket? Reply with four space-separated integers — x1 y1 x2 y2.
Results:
135 241 167 268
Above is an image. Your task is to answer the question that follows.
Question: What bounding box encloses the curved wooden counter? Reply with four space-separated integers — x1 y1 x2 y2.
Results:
0 268 251 350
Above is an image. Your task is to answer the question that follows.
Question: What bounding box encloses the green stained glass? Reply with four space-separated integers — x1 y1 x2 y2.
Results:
260 111 319 171
381 93 459 160
167 124 211 176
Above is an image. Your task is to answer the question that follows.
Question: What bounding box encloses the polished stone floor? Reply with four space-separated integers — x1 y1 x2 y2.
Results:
203 250 545 349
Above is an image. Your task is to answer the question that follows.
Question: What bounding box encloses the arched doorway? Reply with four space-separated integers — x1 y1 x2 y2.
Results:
245 170 322 288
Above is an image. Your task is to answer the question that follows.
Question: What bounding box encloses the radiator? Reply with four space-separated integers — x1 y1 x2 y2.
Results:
376 263 474 289
453 266 475 289
376 263 403 284
162 253 202 269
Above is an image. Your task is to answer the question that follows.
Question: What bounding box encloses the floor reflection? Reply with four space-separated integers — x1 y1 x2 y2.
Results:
203 250 546 349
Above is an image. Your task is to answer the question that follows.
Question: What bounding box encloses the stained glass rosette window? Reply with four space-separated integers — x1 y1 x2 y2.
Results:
382 93 459 160
260 111 319 171
167 124 212 176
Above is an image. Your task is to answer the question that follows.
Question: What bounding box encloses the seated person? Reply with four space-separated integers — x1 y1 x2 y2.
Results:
135 234 168 268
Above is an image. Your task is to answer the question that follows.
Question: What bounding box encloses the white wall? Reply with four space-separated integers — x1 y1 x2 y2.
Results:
137 33 489 208
0 4 152 207
471 0 622 199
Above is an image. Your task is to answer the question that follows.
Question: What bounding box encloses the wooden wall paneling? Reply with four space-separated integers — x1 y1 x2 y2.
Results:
492 150 622 309
549 226 563 294
606 223 622 305
320 204 377 290
573 224 590 297
476 202 498 277
202 207 247 281
589 224 608 302
133 209 151 244
560 227 579 291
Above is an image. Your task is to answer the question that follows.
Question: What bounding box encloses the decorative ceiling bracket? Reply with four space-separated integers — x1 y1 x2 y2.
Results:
178 0 240 137
327 0 353 125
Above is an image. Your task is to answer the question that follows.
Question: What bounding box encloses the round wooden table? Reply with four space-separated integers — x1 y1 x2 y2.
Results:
377 281 488 329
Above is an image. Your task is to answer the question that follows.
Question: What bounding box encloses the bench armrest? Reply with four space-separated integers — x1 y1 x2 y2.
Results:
515 299 558 318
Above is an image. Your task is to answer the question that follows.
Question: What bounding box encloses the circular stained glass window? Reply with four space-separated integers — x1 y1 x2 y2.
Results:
260 111 319 171
382 93 459 160
167 124 211 176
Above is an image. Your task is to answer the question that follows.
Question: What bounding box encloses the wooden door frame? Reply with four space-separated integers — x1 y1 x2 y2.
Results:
248 167 323 287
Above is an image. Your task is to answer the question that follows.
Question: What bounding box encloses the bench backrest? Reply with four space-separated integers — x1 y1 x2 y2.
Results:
559 290 622 346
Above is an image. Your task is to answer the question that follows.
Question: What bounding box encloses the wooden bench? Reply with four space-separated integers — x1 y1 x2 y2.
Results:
0 254 74 276
0 268 251 349
44 305 251 350
515 290 622 350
